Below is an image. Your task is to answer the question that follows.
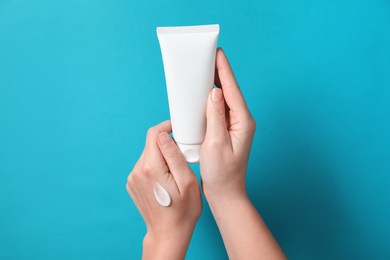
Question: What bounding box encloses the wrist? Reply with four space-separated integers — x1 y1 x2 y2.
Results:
203 183 247 204
143 226 195 260
207 191 250 214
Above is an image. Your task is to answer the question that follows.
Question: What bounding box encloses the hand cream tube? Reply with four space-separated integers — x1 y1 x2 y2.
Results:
157 24 219 163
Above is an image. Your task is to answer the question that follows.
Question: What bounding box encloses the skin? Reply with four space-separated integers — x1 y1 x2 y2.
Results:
200 48 286 259
126 121 202 260
126 48 286 259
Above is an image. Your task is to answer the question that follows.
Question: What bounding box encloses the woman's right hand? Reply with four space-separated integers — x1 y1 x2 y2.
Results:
200 48 256 201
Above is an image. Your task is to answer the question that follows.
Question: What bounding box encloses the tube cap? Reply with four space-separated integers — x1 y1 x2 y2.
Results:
176 143 201 164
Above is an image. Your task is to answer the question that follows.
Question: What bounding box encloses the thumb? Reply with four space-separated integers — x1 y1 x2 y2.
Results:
205 88 229 143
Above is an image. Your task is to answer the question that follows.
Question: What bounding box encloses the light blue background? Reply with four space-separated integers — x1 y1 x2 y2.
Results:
1 0 389 259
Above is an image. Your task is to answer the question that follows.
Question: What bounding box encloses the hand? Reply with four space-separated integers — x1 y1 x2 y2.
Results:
199 48 285 260
126 120 202 260
200 48 256 201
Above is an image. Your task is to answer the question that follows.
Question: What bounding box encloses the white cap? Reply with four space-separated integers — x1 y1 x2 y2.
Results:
176 143 201 164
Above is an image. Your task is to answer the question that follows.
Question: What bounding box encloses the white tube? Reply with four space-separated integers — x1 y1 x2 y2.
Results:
157 24 220 163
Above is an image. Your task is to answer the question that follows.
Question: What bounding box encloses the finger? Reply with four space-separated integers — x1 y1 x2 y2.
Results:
157 132 195 193
143 120 172 168
215 48 250 115
205 88 229 142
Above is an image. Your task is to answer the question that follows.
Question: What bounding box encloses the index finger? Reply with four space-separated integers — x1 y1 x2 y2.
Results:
143 120 172 168
215 48 250 115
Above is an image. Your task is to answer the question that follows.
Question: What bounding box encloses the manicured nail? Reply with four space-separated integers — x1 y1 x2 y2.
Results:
158 132 172 147
212 88 223 102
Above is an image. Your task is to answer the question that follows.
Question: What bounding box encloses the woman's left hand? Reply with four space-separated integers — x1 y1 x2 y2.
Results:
126 120 202 260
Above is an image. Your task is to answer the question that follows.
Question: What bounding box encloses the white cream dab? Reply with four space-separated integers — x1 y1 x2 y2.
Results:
153 183 171 207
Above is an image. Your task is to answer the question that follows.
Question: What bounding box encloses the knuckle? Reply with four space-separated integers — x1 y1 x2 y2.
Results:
127 173 132 184
223 83 238 93
187 176 198 187
126 174 135 190
248 117 256 132
164 146 181 159
141 162 154 177
182 175 198 191
146 127 157 139
213 104 225 116
242 115 256 133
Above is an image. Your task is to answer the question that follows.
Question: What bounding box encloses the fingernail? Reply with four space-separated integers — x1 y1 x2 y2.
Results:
158 132 172 147
212 88 222 102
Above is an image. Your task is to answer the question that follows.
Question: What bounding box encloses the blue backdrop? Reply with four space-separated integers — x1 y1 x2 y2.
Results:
1 0 389 259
